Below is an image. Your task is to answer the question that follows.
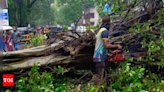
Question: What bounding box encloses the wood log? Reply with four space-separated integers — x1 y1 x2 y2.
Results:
3 54 93 72
3 55 69 72
3 41 64 59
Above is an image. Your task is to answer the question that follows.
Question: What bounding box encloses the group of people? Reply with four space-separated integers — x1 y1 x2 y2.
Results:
3 26 51 52
33 27 44 36
34 27 52 40
3 27 22 52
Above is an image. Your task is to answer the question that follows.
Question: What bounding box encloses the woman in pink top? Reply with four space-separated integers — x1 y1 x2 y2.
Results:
37 27 43 37
5 30 14 51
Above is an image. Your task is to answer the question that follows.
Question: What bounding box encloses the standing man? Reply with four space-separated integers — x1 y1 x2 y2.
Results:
93 16 122 79
76 16 122 91
8 27 22 51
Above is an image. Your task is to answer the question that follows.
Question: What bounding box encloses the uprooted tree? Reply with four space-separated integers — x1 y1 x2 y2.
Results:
3 0 164 90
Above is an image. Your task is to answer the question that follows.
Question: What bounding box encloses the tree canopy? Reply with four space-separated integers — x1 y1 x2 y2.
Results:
8 0 54 27
53 0 98 26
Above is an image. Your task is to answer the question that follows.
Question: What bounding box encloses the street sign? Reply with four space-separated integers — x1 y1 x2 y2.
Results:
103 4 112 12
105 4 109 8
3 9 9 26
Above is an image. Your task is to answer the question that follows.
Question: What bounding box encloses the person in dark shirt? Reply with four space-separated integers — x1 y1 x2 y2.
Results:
8 27 22 51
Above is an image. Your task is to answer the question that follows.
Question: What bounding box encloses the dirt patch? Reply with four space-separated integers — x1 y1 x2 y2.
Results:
19 44 27 50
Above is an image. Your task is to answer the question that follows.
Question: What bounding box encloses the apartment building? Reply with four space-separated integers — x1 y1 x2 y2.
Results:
71 6 100 27
83 6 100 26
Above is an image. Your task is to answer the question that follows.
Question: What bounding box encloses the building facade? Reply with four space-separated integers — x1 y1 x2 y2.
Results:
71 6 100 27
83 7 100 26
2 0 8 8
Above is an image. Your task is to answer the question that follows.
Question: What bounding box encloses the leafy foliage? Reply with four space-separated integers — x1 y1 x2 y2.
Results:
28 34 47 47
53 0 96 26
14 63 55 92
86 24 100 32
8 0 55 27
107 62 164 92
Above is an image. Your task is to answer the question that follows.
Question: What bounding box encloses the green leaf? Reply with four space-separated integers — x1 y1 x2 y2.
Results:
132 0 136 3
37 62 41 66
5 90 12 92
28 71 32 76
127 63 131 66
137 57 142 61
140 68 145 72
18 79 23 83
129 27 134 33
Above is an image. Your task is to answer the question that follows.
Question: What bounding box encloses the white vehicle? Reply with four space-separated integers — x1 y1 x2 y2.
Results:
68 26 74 30
76 26 86 33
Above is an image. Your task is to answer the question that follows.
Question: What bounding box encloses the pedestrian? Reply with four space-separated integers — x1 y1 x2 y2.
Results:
8 27 22 51
39 27 44 37
47 28 52 39
3 35 6 52
77 16 122 90
5 30 14 51
33 27 37 35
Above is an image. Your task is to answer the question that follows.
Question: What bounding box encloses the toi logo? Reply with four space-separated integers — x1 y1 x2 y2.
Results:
3 74 14 86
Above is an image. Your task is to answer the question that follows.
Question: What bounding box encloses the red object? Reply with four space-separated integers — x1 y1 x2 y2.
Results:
88 22 91 26
112 50 118 54
135 54 141 57
108 50 147 62
108 50 124 62
3 74 14 86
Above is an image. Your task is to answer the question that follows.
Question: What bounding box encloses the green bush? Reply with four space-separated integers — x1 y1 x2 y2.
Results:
14 63 55 92
5 63 76 92
86 24 100 32
29 34 47 47
63 25 68 30
107 62 164 92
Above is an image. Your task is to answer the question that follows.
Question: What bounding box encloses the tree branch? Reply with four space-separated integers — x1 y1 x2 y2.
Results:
28 0 37 8
121 1 137 23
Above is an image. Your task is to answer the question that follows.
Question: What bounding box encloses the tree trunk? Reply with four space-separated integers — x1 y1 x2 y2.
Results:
3 53 93 72
13 0 19 27
19 0 24 27
26 0 37 25
3 41 64 59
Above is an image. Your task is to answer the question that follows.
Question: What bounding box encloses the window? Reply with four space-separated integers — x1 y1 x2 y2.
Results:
90 22 94 25
84 13 94 19
89 13 94 18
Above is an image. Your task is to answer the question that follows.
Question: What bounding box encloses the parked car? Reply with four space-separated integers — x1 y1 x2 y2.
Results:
68 26 74 30
17 27 34 42
46 26 67 39
76 26 86 33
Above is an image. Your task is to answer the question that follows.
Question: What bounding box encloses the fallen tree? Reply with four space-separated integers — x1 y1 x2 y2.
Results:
3 0 164 81
3 41 64 59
